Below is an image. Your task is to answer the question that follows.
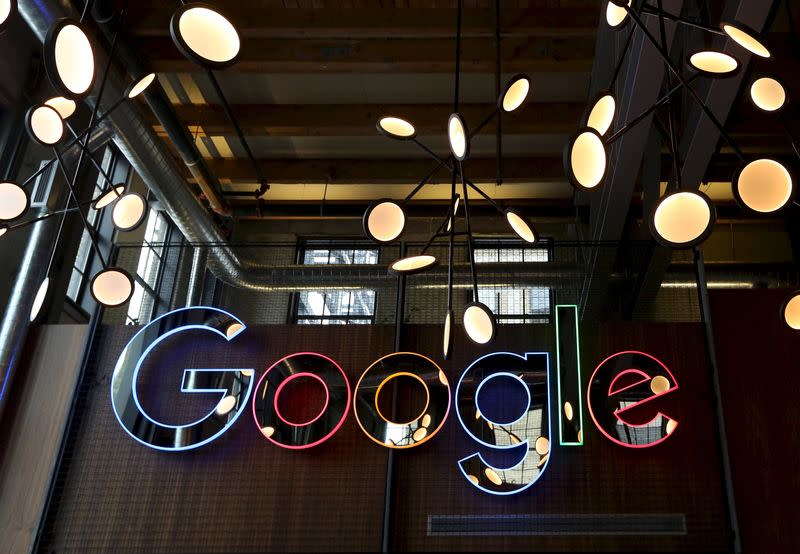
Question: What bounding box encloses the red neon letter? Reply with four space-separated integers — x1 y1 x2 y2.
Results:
587 351 679 448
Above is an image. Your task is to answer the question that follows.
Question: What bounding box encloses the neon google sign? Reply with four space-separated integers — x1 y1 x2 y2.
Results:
111 306 680 496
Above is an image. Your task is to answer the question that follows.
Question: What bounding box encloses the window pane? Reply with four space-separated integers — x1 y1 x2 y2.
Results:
303 249 330 265
349 290 376 316
298 291 326 316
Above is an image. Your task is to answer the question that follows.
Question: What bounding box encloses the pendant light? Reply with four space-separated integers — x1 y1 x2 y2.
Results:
504 209 538 244
377 117 416 140
125 72 157 99
25 104 65 146
749 77 786 113
721 21 771 58
781 292 800 330
44 18 96 97
448 113 469 161
687 51 739 77
90 267 134 307
499 74 531 113
0 181 29 222
649 189 716 249
733 159 793 214
388 255 438 276
363 199 406 244
463 302 496 345
29 277 50 322
44 96 77 119
442 309 453 360
582 91 616 136
170 3 241 69
92 184 127 210
111 192 148 231
564 127 608 191
0 0 16 34
606 0 632 29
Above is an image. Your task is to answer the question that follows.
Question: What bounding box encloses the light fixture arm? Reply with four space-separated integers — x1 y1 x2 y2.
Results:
52 147 108 269
458 160 479 302
622 4 746 161
65 122 121 196
605 77 694 144
19 96 126 190
447 172 456 313
494 0 502 187
403 158 448 203
780 117 800 162
656 0 682 188
205 69 269 197
640 4 726 36
468 108 499 139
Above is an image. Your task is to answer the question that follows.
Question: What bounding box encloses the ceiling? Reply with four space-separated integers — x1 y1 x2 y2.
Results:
125 0 599 206
123 1 800 217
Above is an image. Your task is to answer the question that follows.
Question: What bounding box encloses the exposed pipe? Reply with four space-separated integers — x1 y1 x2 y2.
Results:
17 0 280 290
186 246 208 307
0 125 113 422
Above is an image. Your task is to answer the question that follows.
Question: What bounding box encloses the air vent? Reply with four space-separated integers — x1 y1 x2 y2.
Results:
30 160 57 208
427 513 687 536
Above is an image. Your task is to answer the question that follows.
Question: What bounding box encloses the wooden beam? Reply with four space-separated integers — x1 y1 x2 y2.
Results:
154 103 584 136
136 35 595 73
189 153 760 185
128 7 599 38
202 157 564 184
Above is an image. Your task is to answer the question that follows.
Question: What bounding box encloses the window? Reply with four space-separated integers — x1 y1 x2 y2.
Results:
67 148 114 301
126 209 170 324
293 243 378 325
475 240 552 324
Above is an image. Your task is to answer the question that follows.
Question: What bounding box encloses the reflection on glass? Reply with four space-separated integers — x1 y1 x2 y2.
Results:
555 305 583 445
251 352 350 449
110 307 254 451
354 352 450 449
588 351 679 448
456 352 551 495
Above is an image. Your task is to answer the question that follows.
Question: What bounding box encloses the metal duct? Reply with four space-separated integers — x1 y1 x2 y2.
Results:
0 125 113 420
18 0 278 290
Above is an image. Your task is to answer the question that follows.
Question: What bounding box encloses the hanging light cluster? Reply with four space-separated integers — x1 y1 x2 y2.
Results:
567 1 795 251
366 2 537 358
0 3 157 319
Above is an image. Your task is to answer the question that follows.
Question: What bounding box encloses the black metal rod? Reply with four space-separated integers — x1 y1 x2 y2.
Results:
65 122 120 193
447 172 456 312
692 247 742 553
20 96 126 190
411 138 449 167
403 159 448 202
468 107 499 139
656 0 682 189
623 5 745 160
381 239 406 554
605 77 694 144
781 117 800 161
454 0 462 112
458 160 479 301
467 181 504 214
43 17 121 275
205 69 269 194
640 4 727 35
421 198 459 255
52 148 107 268
494 0 502 187
5 202 94 233
609 25 636 89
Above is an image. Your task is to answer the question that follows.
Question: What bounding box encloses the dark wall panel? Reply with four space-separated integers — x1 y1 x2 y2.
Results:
39 325 395 553
40 322 730 552
391 323 728 552
710 290 800 554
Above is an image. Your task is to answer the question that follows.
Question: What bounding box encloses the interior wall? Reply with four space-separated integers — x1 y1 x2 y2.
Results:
0 325 89 554
709 289 800 553
36 321 729 552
